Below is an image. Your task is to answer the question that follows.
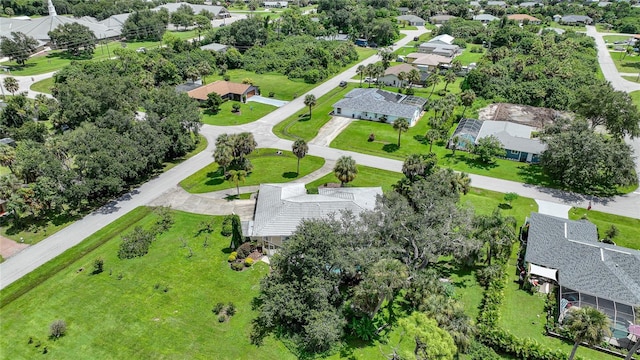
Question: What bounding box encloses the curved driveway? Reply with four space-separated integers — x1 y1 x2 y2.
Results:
1 26 639 291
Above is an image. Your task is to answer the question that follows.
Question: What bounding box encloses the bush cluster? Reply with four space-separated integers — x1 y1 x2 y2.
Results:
117 210 174 259
221 215 233 237
231 262 244 271
244 257 254 267
213 302 237 322
236 242 252 259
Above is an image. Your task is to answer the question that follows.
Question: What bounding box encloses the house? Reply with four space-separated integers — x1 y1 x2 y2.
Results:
429 34 455 45
263 1 288 8
187 80 258 102
543 27 565 35
378 63 422 86
397 7 410 15
154 2 231 18
417 42 460 57
396 15 426 26
557 15 593 25
522 212 640 340
175 80 203 93
507 14 542 24
473 14 500 23
470 1 508 7
199 43 229 52
332 88 426 126
448 119 546 163
430 15 457 25
316 34 350 42
0 138 16 147
243 183 382 255
406 53 453 71
518 1 543 8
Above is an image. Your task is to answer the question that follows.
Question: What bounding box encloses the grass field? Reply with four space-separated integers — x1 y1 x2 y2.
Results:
273 83 356 141
630 90 640 108
201 101 276 126
608 51 640 73
180 148 325 193
569 208 640 250
30 77 55 94
603 35 633 43
455 46 485 65
305 165 403 193
624 76 640 83
0 208 295 359
206 70 316 101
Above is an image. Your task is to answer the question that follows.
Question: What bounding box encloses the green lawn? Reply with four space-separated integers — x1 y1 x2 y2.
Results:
624 76 640 83
180 148 325 193
273 83 357 141
630 90 640 108
608 51 640 73
603 35 633 44
305 165 403 193
0 208 295 359
206 70 315 101
30 77 54 94
596 24 615 33
547 21 586 31
500 244 620 360
569 207 640 250
456 46 485 65
201 101 276 126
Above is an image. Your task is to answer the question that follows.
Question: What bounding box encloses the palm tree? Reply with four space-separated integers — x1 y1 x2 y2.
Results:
460 90 476 118
304 94 317 117
197 61 213 84
333 155 357 186
227 169 247 196
378 47 394 70
365 63 375 88
451 171 471 195
426 73 441 99
3 77 19 96
407 69 421 89
213 144 233 174
0 144 16 173
402 153 436 181
356 64 365 87
443 70 456 92
372 63 385 89
393 118 410 147
473 208 516 265
397 71 407 90
291 139 308 175
564 307 611 360
425 129 439 153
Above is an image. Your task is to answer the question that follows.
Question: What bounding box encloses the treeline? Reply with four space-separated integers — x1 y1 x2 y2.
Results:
0 57 202 225
317 0 399 46
0 0 167 20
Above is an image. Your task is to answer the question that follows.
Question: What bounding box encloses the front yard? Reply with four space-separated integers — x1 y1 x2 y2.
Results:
179 148 325 193
201 101 277 126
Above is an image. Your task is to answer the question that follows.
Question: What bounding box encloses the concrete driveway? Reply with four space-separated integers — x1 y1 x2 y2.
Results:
247 95 289 107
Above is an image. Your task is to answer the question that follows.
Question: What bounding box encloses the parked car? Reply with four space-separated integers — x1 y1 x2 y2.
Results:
339 80 347 87
364 77 377 83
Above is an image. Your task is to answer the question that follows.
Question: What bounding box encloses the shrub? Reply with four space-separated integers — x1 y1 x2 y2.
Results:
223 74 230 81
228 254 236 262
241 78 254 85
218 314 226 322
231 262 244 271
405 87 415 95
244 257 254 267
476 264 504 288
437 89 446 96
92 258 104 274
236 242 252 259
212 302 225 315
221 224 233 237
231 251 237 257
49 320 67 339
268 91 275 98
117 226 156 259
368 133 375 142
232 103 241 112
227 303 236 316
605 225 619 240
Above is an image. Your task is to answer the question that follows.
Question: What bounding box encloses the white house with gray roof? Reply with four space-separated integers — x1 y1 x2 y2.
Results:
332 88 426 126
396 15 426 26
243 183 382 255
523 212 639 340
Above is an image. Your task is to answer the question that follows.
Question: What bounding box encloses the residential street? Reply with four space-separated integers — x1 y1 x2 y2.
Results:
1 26 639 291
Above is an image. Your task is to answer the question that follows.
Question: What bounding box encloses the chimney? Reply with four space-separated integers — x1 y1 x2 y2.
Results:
48 0 57 16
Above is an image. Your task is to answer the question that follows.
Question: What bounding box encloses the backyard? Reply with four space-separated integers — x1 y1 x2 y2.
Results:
179 148 325 193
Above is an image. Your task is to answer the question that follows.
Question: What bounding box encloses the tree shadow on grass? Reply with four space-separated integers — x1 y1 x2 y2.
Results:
414 134 428 145
516 164 553 187
382 143 399 153
459 155 498 170
498 203 512 210
282 172 298 179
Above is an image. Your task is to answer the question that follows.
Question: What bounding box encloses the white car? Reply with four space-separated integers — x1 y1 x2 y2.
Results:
364 77 377 83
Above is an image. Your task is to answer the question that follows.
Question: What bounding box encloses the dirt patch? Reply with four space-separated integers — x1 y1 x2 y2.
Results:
478 103 572 130
0 235 29 259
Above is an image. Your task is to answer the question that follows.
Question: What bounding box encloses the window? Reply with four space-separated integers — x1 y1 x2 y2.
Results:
336 108 342 114
510 150 520 155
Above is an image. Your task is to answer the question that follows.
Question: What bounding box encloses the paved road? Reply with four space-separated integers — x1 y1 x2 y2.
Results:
0 71 55 99
2 26 639 290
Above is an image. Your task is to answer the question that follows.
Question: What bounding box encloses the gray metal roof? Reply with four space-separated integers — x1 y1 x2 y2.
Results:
154 3 229 16
477 120 546 154
561 15 592 22
246 183 381 237
396 15 425 23
473 14 499 21
200 43 228 52
333 88 422 120
1 16 119 41
525 212 640 306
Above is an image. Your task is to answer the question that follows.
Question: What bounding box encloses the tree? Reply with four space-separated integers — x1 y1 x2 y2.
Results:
3 77 19 96
541 120 636 194
503 192 518 207
393 118 410 147
443 70 457 92
378 47 394 69
450 171 471 195
425 129 439 153
0 144 16 174
122 9 168 41
292 139 308 175
397 312 457 360
474 135 503 164
227 170 247 195
352 258 408 320
230 214 243 249
564 307 611 360
460 89 476 118
572 83 640 139
49 320 67 339
407 69 421 89
194 15 212 41
426 73 441 99
206 92 224 114
304 94 317 117
397 71 407 90
171 4 195 30
213 144 233 174
356 64 365 87
473 208 516 265
334 156 357 186
402 153 438 182
48 23 97 56
0 32 38 66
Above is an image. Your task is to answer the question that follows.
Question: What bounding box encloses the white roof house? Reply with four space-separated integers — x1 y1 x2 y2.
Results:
243 183 382 253
429 34 455 45
0 16 119 42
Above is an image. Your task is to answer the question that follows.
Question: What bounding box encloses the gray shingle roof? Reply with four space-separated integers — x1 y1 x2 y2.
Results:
477 120 546 154
396 15 425 23
525 212 640 306
247 183 382 237
333 88 422 120
561 15 593 22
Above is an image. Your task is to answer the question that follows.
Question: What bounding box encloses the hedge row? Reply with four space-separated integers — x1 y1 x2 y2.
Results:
476 263 583 360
